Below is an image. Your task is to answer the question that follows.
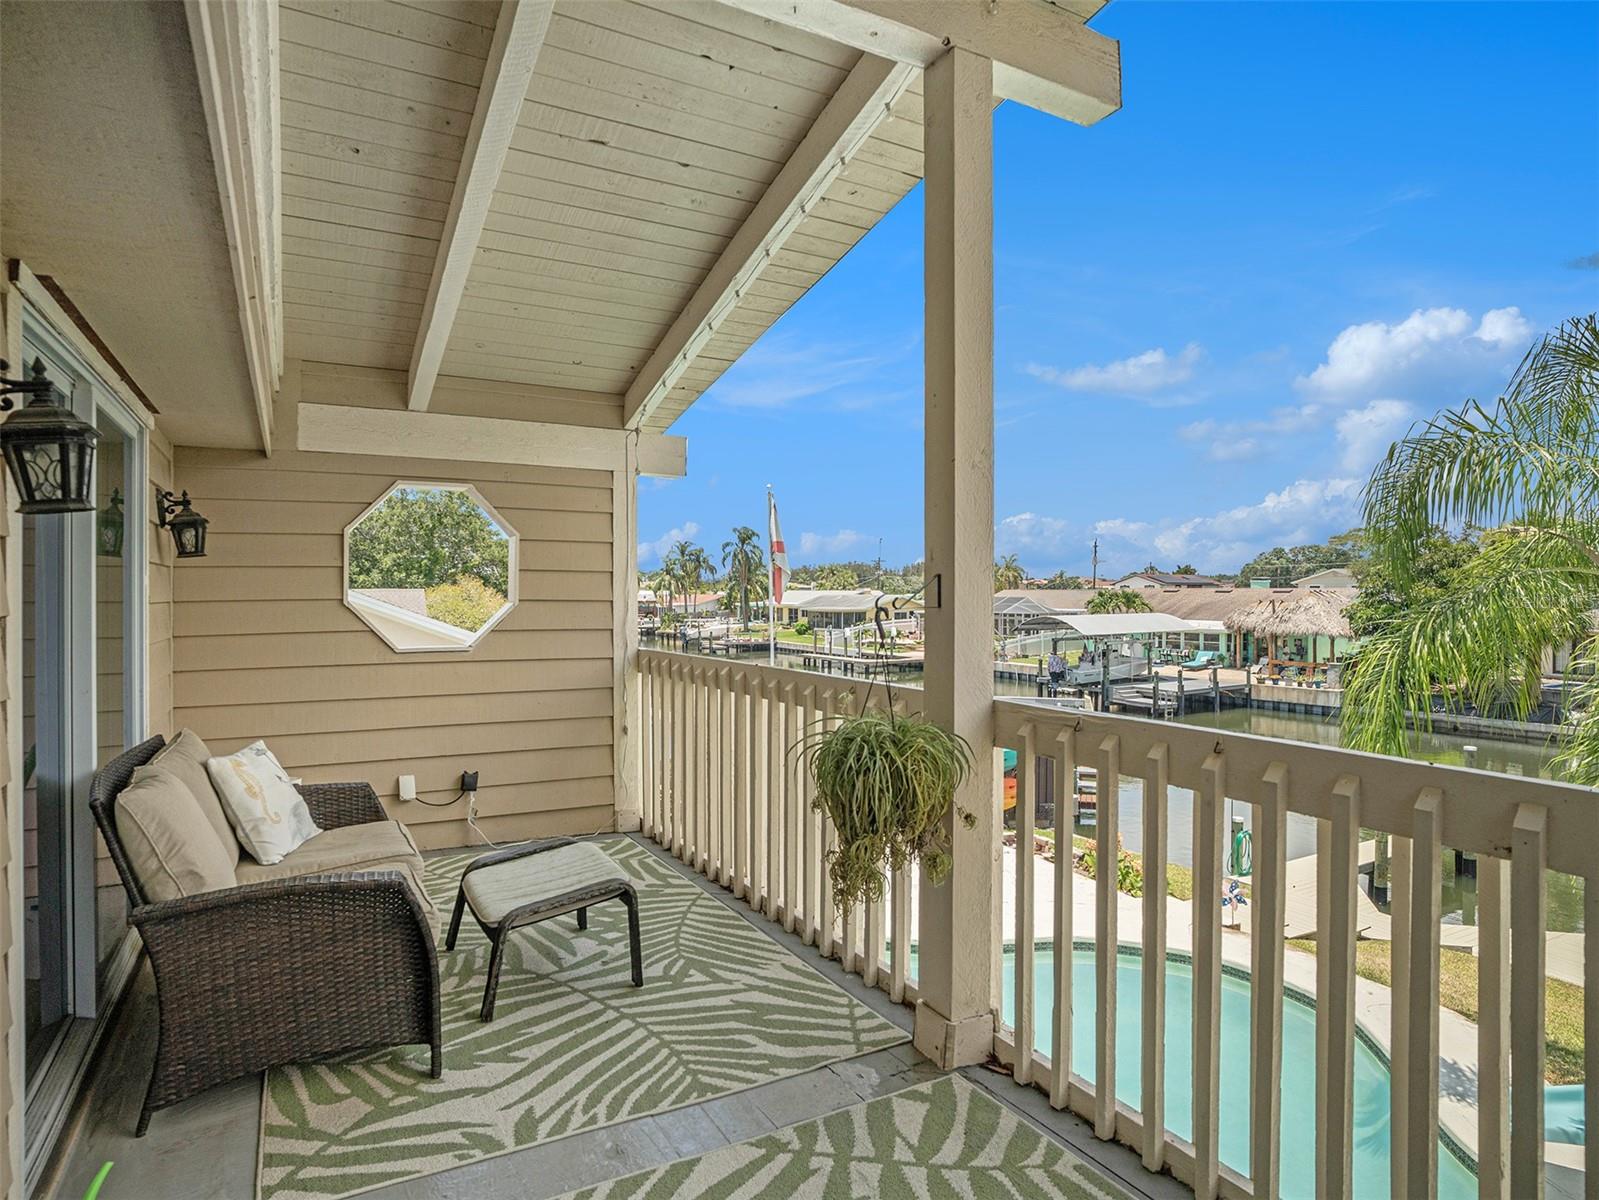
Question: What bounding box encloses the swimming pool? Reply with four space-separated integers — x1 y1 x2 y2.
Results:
997 945 1479 1198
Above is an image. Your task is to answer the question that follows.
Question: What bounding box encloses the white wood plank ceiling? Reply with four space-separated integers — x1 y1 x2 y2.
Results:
277 0 1097 433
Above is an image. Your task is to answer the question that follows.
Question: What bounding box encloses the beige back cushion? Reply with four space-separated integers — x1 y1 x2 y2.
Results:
150 728 239 865
115 765 239 903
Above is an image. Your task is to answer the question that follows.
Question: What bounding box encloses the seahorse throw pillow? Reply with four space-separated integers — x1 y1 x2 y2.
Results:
206 741 321 865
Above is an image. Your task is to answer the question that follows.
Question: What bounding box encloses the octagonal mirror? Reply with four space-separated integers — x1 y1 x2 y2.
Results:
344 482 517 652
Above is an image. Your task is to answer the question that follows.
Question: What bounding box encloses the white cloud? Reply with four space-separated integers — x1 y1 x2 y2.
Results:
1334 398 1414 473
1145 478 1364 569
995 512 1077 558
1094 518 1150 539
708 332 918 411
1298 306 1533 400
1025 343 1204 396
1475 306 1534 348
638 522 700 566
798 529 868 556
1179 404 1323 462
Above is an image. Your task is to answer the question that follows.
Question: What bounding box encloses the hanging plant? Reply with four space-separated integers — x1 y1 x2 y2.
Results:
799 706 975 915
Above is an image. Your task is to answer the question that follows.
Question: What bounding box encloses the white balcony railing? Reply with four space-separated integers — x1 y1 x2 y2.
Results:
637 648 1598 1200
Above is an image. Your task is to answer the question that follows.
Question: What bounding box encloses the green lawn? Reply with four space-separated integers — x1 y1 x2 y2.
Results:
1032 828 1194 901
1285 938 1584 1084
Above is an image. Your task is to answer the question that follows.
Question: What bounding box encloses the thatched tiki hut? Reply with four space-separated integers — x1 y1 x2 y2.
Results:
1225 589 1356 675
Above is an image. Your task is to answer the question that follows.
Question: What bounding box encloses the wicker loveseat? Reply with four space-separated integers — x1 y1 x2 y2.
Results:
90 734 442 1135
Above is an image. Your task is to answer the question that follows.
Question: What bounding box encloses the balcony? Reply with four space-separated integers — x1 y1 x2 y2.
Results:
635 649 1598 1200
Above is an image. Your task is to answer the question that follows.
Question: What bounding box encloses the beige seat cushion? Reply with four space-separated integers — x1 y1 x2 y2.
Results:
462 842 629 926
115 765 239 903
235 820 438 933
149 729 239 866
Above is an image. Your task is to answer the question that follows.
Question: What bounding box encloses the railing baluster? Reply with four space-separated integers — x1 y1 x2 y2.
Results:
784 682 800 933
1014 723 1036 1086
716 668 729 883
821 812 837 961
719 668 735 888
1390 829 1413 1200
1192 751 1224 1199
765 679 781 919
1050 726 1075 1112
687 666 701 870
1094 733 1120 1140
1316 776 1360 1200
733 671 749 900
1510 803 1548 1199
750 682 768 915
865 880 885 989
802 685 820 946
1477 855 1511 1200
642 658 657 841
819 687 838 962
1140 742 1169 1170
1251 762 1289 1199
1406 789 1442 1200
1585 861 1598 1195
695 667 709 875
890 863 909 1003
670 662 685 859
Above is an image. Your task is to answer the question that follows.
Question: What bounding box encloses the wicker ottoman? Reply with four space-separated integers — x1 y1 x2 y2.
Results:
445 838 643 1021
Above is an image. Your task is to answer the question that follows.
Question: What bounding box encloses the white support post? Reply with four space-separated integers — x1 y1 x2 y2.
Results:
912 45 998 1073
612 437 640 831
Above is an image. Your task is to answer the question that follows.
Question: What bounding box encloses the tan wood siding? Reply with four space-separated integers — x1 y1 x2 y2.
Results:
172 359 616 844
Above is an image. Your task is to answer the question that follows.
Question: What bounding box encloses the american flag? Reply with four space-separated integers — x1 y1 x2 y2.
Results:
767 490 787 606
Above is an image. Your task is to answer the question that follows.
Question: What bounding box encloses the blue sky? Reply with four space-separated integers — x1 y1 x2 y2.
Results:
640 1 1599 580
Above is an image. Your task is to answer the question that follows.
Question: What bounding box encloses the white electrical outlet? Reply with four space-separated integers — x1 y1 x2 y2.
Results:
398 774 418 802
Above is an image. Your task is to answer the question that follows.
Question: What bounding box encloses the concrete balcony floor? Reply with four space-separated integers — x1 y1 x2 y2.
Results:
43 838 1181 1200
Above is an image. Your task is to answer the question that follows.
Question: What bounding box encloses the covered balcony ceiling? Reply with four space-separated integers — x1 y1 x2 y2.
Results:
279 0 929 433
3 0 1117 449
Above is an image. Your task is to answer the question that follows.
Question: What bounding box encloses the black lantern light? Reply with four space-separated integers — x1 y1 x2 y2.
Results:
98 487 124 557
0 358 99 514
156 488 208 559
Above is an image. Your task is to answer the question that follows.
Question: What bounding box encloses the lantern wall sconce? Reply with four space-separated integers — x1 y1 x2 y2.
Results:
98 487 124 558
0 357 99 514
155 488 208 559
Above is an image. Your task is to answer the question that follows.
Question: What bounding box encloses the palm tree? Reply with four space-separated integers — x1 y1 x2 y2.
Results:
721 526 765 629
993 554 1026 591
1341 315 1599 781
1086 588 1153 615
658 554 682 621
669 539 714 620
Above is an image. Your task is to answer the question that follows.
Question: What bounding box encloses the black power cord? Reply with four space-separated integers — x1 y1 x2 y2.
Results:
413 789 468 810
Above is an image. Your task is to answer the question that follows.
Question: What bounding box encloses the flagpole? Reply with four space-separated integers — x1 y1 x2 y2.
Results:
767 486 777 667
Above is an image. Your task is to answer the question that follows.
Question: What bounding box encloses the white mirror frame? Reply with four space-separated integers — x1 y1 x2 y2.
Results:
342 480 519 653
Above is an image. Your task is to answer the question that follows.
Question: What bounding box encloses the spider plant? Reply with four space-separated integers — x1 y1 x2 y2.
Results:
798 705 974 915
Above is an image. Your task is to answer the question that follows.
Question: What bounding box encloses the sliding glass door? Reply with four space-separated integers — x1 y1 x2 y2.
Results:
19 310 147 1179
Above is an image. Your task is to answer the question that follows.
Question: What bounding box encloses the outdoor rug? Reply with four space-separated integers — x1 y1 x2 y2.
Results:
257 837 908 1200
557 1075 1135 1200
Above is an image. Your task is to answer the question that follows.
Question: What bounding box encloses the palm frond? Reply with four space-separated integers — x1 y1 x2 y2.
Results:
1340 523 1599 758
1363 315 1599 584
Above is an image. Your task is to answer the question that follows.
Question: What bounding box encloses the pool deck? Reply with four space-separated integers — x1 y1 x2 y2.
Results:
982 845 1587 1198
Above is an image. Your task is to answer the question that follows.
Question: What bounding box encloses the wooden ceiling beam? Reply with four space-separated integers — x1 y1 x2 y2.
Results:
717 0 1121 126
623 52 915 430
186 0 282 453
408 0 553 412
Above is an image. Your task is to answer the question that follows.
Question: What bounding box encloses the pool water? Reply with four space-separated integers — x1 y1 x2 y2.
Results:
1000 947 1478 1199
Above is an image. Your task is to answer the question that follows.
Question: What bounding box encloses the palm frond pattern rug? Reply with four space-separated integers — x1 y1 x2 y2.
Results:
558 1075 1135 1200
258 838 907 1200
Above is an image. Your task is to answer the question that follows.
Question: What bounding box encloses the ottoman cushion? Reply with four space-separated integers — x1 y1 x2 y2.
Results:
462 842 628 925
